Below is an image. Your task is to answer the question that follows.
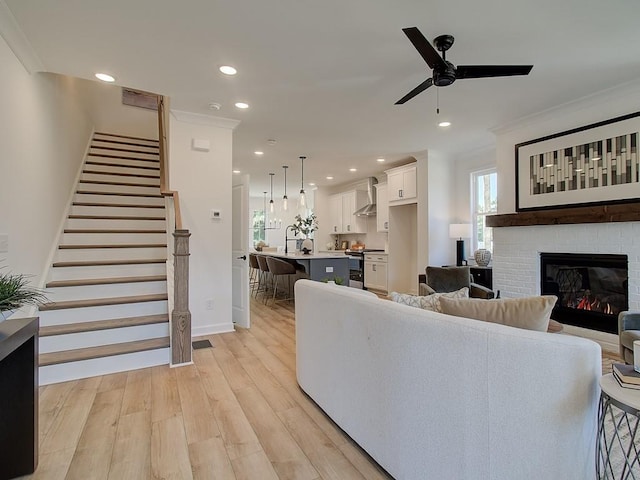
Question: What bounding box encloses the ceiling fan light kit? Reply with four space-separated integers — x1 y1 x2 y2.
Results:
396 27 533 105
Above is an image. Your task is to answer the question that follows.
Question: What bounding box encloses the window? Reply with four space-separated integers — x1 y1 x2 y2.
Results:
252 210 265 245
471 169 497 253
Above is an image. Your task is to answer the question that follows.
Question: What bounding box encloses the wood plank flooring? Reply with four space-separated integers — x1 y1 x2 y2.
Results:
21 298 393 480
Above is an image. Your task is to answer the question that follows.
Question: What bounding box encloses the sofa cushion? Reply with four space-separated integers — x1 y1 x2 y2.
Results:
390 287 469 312
439 295 557 332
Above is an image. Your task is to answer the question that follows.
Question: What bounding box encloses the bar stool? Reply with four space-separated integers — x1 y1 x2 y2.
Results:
255 254 271 303
265 256 297 305
249 253 260 295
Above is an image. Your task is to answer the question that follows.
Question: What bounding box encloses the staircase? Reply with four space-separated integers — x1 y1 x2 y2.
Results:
38 132 171 385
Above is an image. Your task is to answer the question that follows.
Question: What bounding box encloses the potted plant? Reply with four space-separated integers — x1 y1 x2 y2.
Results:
291 213 318 254
0 270 47 321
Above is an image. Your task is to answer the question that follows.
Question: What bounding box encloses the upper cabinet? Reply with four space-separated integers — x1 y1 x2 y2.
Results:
375 183 389 232
386 163 417 205
329 190 368 234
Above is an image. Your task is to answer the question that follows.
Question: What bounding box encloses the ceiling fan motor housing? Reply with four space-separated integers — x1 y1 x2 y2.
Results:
433 62 456 86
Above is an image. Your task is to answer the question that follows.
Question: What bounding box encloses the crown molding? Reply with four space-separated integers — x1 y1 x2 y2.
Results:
0 0 44 73
171 110 241 130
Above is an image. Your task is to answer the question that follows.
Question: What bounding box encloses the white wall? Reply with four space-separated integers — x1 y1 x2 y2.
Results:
425 151 455 266
0 35 93 286
169 110 239 336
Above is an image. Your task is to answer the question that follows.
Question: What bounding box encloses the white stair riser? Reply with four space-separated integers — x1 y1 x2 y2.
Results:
39 300 168 326
62 232 167 244
89 146 159 158
86 157 160 171
74 193 164 206
39 348 169 385
55 246 167 263
39 323 169 354
70 205 165 217
50 263 166 281
83 163 160 177
76 182 160 195
66 218 166 229
45 280 167 302
80 172 160 186
92 136 158 145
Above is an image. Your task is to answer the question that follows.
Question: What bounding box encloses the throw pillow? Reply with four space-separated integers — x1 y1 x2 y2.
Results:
389 287 469 312
438 295 558 332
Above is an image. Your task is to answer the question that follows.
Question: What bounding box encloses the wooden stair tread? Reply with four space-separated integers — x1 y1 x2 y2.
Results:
39 337 170 366
94 132 159 143
40 313 169 337
53 258 166 267
59 243 166 249
88 153 159 163
90 146 160 155
64 229 166 234
82 169 160 179
40 293 168 311
85 160 159 171
79 179 160 188
68 215 165 220
76 190 163 198
72 201 164 209
46 275 167 288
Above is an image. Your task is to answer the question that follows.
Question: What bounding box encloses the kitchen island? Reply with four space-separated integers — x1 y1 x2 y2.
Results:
256 251 349 283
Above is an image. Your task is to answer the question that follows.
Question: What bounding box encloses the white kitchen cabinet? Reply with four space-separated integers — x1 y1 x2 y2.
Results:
329 190 368 234
364 253 388 292
386 163 417 205
375 183 388 232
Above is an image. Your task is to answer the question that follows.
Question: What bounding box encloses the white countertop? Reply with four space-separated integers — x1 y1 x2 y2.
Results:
256 251 348 260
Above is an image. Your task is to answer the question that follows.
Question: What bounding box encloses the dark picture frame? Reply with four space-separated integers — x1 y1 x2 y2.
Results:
515 111 640 211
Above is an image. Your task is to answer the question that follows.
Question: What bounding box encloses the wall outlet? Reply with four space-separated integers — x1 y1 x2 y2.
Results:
205 299 214 310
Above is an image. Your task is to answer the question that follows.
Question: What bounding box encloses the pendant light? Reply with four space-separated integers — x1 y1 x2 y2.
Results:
299 156 307 208
269 173 275 213
282 165 289 211
262 191 267 231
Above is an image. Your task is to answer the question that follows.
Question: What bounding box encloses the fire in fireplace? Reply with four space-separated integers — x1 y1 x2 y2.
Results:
540 253 628 334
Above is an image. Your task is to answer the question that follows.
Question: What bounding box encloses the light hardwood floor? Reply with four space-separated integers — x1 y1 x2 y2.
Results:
22 298 393 480
23 296 621 480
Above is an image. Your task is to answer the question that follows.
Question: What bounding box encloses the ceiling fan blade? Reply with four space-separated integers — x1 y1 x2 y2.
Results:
456 65 533 79
395 78 434 105
402 27 447 71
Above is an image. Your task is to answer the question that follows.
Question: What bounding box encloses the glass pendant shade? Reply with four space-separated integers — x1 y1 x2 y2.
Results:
282 165 289 211
269 173 275 214
299 156 307 208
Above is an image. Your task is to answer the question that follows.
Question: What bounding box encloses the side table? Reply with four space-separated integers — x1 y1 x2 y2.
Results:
597 373 640 479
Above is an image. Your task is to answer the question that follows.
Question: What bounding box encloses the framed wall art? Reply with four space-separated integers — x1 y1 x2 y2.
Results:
515 111 640 211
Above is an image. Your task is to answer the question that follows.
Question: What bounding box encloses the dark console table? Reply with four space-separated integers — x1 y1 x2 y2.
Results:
470 266 493 290
0 316 39 480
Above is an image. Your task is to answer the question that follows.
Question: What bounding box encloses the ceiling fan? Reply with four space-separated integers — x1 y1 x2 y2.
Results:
396 27 533 105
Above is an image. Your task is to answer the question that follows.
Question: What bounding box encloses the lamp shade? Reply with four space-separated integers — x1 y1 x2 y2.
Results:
449 223 472 239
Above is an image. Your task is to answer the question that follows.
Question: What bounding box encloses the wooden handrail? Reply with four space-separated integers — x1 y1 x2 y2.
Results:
157 96 183 230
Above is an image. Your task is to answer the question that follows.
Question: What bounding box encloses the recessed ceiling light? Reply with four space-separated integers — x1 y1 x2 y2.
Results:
575 168 584 172
326 176 334 180
235 102 249 109
438 121 451 127
232 170 241 174
592 156 601 161
377 158 385 163
95 73 115 82
308 182 316 186
219 65 237 75
545 164 554 168
254 151 264 156
349 168 357 172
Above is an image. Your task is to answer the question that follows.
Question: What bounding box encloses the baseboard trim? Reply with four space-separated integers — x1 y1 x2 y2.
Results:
192 323 235 337
562 324 619 355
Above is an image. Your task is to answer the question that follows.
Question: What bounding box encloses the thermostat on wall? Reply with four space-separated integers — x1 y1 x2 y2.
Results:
210 209 222 220
192 138 210 152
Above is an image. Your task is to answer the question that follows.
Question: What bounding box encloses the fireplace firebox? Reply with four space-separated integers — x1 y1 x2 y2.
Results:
540 253 628 334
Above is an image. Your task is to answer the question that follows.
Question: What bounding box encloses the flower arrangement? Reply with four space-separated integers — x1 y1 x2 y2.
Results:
291 213 318 238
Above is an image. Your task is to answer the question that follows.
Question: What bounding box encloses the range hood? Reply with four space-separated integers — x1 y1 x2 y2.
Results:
354 177 378 217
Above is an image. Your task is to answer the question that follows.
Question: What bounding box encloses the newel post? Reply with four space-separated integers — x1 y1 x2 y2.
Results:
172 229 192 365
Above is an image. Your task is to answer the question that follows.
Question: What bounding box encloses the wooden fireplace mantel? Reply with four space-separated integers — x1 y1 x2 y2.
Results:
486 202 640 228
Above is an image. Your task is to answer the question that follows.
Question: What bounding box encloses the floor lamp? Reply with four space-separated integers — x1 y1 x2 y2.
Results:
449 223 472 267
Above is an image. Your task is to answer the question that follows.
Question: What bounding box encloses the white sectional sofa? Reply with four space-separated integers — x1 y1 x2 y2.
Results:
294 280 602 480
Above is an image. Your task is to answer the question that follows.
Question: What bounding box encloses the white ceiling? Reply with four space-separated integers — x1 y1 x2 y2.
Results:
5 0 640 196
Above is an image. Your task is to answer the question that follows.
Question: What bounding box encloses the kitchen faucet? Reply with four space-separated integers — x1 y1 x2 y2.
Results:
284 225 297 254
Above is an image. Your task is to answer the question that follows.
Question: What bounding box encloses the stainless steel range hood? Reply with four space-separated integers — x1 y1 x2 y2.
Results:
354 177 378 217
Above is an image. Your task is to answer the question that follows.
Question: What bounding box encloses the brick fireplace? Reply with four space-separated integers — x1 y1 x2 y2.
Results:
491 220 640 345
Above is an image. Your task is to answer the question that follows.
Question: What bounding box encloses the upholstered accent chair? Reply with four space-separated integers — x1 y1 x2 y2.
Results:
619 311 640 364
419 266 495 300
